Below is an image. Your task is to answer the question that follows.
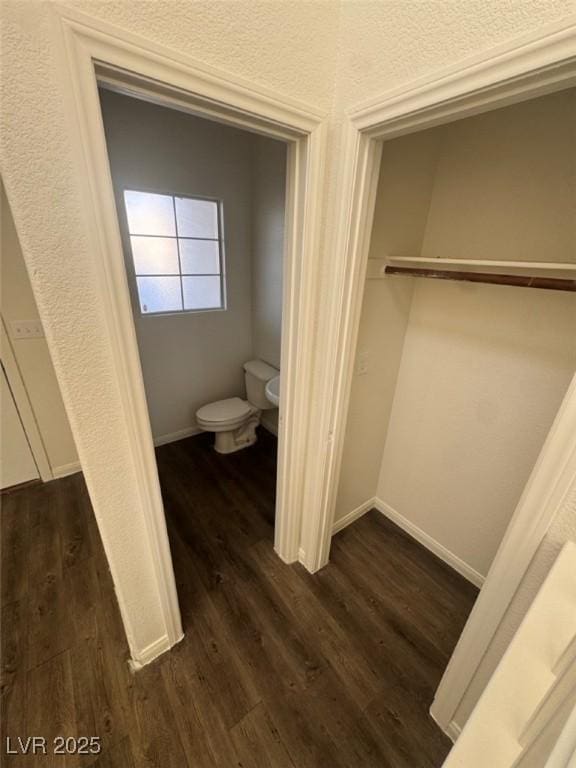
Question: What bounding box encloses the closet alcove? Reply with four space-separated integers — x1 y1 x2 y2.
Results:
336 86 576 587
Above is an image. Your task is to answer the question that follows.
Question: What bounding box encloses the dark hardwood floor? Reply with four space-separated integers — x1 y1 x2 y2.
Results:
1 430 477 766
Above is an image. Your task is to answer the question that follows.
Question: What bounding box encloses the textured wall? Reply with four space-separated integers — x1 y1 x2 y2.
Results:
2 0 574 685
333 0 576 107
70 0 341 111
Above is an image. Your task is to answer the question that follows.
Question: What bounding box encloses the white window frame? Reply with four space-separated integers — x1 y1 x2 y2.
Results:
122 188 226 316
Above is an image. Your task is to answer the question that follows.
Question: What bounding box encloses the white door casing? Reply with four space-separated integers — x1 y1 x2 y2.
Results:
314 15 576 733
49 3 328 665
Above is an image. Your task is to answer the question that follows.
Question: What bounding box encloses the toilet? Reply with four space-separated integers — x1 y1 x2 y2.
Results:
196 359 279 454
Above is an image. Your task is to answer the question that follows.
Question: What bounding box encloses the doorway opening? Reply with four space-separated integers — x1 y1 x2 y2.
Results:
97 84 289 626
334 80 576 737
57 4 327 664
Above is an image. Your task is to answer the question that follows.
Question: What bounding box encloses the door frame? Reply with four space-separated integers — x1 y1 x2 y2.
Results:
312 15 576 732
53 4 328 664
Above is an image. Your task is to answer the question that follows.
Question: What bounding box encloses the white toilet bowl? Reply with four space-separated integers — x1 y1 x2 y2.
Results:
196 397 260 454
196 360 279 454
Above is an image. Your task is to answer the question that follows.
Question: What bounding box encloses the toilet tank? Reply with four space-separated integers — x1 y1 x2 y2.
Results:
243 359 279 409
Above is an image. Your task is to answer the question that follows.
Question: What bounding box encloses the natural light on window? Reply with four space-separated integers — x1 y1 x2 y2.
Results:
123 190 224 314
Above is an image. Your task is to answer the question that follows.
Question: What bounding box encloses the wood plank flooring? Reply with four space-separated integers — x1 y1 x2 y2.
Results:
1 430 477 766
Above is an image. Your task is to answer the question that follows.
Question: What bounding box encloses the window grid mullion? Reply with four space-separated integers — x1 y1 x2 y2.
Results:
130 233 220 241
171 196 185 311
134 274 220 278
125 189 224 314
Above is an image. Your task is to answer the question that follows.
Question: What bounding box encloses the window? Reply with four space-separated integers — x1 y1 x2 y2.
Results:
123 190 225 314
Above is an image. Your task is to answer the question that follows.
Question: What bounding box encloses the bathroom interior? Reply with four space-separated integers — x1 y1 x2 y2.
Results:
335 84 576 651
98 87 286 559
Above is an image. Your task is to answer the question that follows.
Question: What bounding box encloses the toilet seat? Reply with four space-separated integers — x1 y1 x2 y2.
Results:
196 359 279 454
196 397 253 424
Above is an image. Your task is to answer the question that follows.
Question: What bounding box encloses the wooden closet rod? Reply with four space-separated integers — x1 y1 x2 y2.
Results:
385 266 576 292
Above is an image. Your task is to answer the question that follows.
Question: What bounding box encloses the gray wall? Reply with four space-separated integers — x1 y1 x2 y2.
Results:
100 89 255 441
252 137 286 370
99 89 286 441
251 137 286 433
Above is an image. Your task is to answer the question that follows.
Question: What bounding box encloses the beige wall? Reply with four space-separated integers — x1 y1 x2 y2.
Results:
378 279 576 577
421 89 576 264
335 276 414 520
334 131 437 520
369 130 441 260
338 89 576 581
99 89 256 441
1 185 78 475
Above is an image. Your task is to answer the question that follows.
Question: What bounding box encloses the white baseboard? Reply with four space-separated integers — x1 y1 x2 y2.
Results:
153 425 202 447
51 461 82 479
332 497 375 535
431 708 462 743
373 498 485 588
128 631 183 671
444 720 462 743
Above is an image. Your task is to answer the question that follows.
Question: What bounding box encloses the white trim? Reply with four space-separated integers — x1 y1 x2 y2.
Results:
431 372 576 730
0 317 53 482
443 720 462 744
316 17 576 733
153 426 202 447
51 461 82 480
373 499 485 588
278 125 329 568
51 4 328 665
351 16 576 135
299 127 383 573
332 497 375 535
331 493 485 589
128 633 176 671
544 703 576 768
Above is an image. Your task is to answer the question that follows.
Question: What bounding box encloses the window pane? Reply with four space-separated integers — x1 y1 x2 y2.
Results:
136 276 182 313
175 197 218 238
124 190 176 236
180 239 220 274
183 276 221 310
131 236 179 275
